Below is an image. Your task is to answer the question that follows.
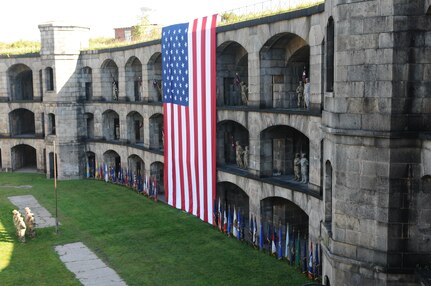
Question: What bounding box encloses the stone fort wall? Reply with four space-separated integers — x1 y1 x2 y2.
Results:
0 1 430 285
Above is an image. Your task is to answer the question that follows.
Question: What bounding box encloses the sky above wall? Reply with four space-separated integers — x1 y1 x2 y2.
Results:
2 0 261 42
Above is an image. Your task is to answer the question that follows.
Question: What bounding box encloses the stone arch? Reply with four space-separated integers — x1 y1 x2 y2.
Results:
216 41 248 106
259 33 309 109
150 161 164 195
147 52 162 102
216 181 250 237
324 160 333 233
260 125 309 180
125 56 142 102
86 151 96 178
9 108 35 137
101 59 119 101
216 120 249 166
11 144 37 171
103 150 121 175
102 109 120 141
80 66 93 100
149 113 163 150
128 154 144 176
260 196 309 251
7 64 34 101
126 111 144 144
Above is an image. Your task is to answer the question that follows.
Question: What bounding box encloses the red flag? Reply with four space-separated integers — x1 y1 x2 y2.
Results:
162 15 218 224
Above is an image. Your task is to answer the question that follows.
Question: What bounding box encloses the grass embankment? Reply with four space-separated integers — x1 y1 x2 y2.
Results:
0 173 310 285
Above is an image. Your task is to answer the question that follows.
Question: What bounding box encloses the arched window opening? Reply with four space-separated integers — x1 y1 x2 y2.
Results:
86 152 96 178
101 60 119 101
85 113 94 139
150 161 164 197
125 57 142 102
11 144 37 171
45 67 54 91
8 64 34 101
260 125 309 183
9 109 35 137
147 53 162 103
260 33 310 109
127 111 144 145
48 113 56 135
81 67 93 100
326 17 334 92
216 120 249 168
102 110 120 141
149 114 163 150
103 150 121 177
261 197 309 254
216 182 250 239
216 41 248 107
128 154 144 177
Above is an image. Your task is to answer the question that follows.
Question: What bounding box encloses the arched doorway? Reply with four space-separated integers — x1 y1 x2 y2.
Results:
9 108 35 137
216 120 249 166
8 64 34 101
11 144 37 171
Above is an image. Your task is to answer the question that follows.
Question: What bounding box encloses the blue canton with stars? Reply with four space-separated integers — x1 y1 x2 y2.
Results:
162 23 189 107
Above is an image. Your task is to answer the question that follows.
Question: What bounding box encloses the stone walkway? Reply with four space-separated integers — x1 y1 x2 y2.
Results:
8 195 57 228
55 242 127 286
8 195 127 285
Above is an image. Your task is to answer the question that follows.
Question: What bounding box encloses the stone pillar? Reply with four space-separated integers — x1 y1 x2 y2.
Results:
247 52 260 108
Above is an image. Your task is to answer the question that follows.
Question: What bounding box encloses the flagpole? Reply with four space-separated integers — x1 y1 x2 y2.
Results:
53 140 58 234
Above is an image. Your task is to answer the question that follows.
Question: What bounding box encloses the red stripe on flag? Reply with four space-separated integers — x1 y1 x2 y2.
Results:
171 104 176 207
178 106 185 210
163 103 169 203
210 14 217 215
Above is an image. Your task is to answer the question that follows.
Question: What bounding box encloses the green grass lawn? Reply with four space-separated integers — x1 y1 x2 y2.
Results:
0 173 311 286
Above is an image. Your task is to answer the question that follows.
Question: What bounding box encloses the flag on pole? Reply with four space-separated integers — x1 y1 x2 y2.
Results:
237 208 241 240
271 226 277 256
308 241 314 279
233 206 237 238
285 223 290 262
227 205 231 236
302 237 307 273
253 216 257 246
104 163 108 182
86 161 90 178
314 242 319 278
162 14 218 224
278 224 283 259
249 214 253 242
259 221 263 251
223 207 227 233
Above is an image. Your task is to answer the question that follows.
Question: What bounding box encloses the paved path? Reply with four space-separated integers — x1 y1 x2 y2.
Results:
8 195 57 228
55 242 127 286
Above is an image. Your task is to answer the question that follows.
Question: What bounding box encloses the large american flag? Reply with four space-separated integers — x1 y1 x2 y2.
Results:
162 15 217 224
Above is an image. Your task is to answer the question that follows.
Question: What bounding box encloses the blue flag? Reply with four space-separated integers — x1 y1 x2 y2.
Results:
227 206 231 236
259 221 263 251
278 225 283 259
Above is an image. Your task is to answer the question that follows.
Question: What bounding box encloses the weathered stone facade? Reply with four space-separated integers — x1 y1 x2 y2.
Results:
0 1 430 285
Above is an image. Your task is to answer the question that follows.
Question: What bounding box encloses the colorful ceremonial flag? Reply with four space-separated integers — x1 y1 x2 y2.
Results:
86 161 90 178
271 226 277 256
227 205 232 236
253 216 257 246
285 223 290 262
308 241 314 279
259 221 263 251
237 208 241 240
104 163 108 182
223 207 227 233
278 224 283 259
233 206 238 238
162 15 218 224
